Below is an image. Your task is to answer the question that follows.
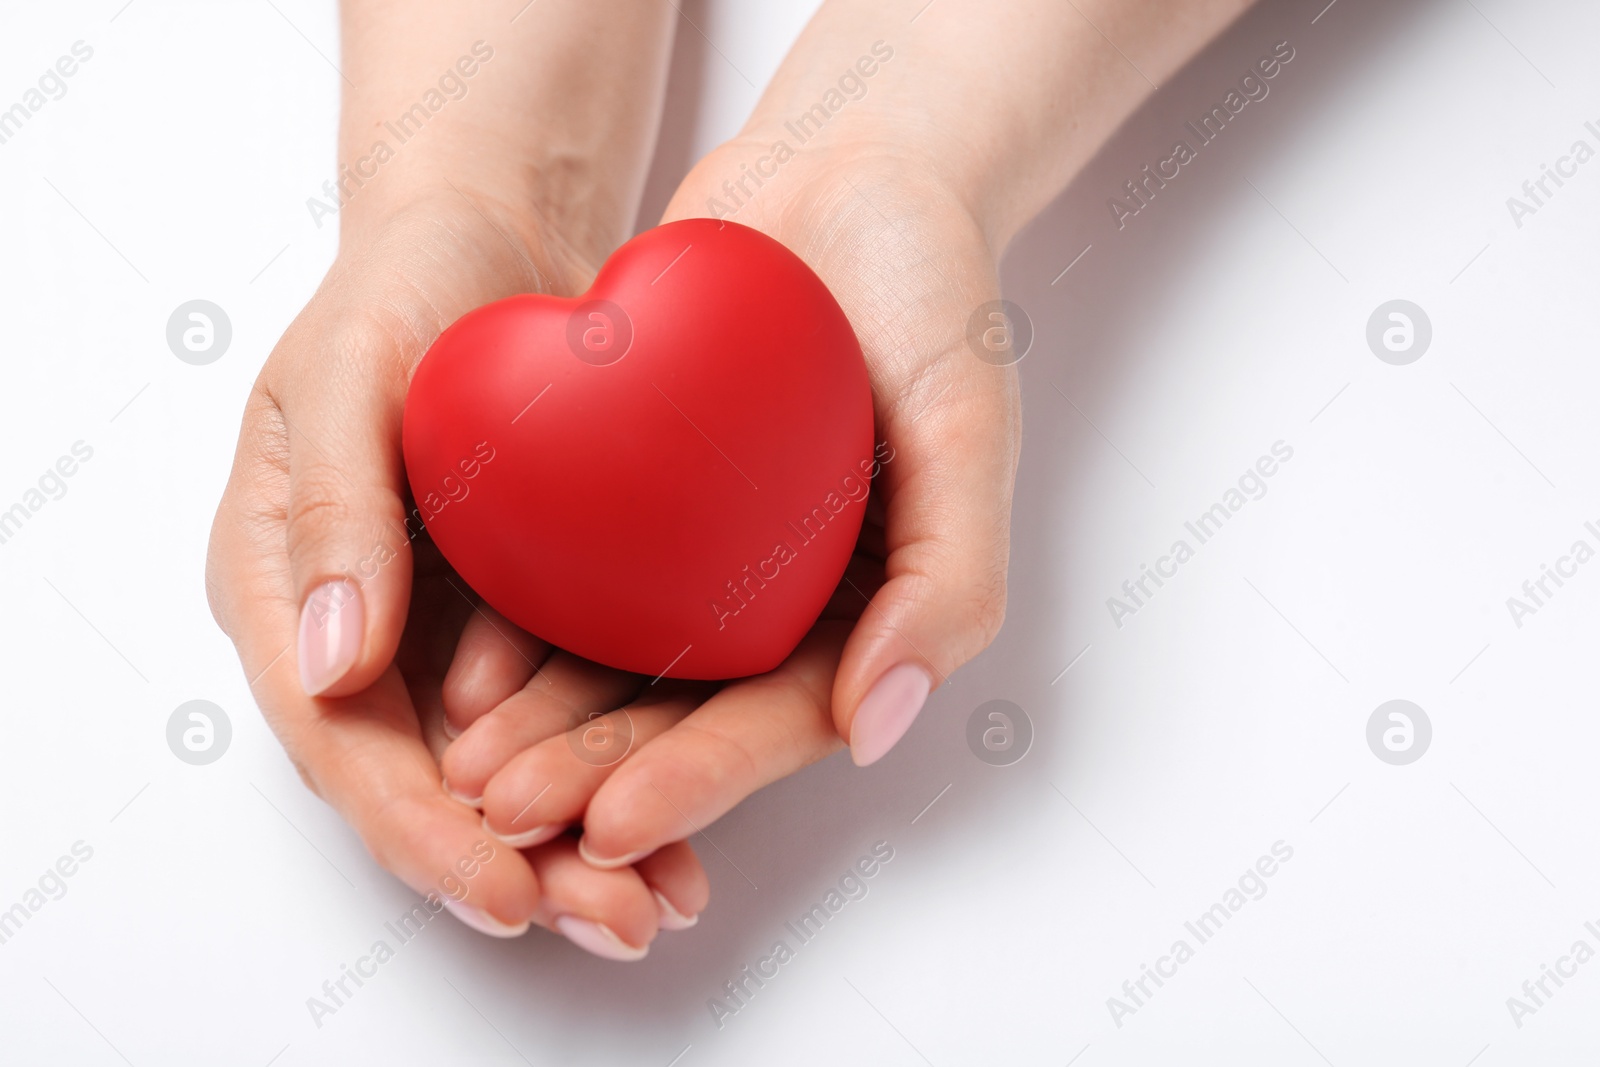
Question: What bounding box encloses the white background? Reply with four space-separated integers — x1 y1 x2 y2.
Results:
3 0 1598 1063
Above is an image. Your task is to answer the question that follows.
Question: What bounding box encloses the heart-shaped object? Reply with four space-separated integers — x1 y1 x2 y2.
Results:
402 218 874 680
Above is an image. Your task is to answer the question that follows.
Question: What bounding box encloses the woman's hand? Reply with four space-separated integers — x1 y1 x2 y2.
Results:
207 0 699 956
455 0 1260 873
451 136 1016 870
207 192 706 955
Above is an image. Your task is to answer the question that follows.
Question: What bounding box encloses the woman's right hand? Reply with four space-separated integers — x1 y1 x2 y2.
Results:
207 0 698 957
207 189 706 956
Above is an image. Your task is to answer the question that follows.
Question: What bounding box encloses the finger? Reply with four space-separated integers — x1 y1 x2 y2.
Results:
269 310 418 699
478 695 700 846
664 165 1016 764
439 652 643 805
833 332 1019 765
635 841 708 930
440 600 551 738
401 556 482 763
524 836 659 960
578 623 848 868
207 435 540 934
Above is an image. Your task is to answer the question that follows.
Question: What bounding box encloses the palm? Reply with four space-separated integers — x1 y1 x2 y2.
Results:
447 150 1015 867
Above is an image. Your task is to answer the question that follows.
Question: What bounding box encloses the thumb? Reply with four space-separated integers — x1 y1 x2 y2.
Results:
277 318 417 699
833 350 1021 766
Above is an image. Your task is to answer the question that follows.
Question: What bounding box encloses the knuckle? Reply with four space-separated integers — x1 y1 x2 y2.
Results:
968 573 1009 648
901 544 1009 662
957 543 1010 652
680 723 763 793
284 471 351 564
283 457 410 583
286 463 348 525
205 389 293 637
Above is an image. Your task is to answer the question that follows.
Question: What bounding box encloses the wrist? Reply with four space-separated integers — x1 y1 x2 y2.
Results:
328 4 677 275
712 118 1000 258
329 165 616 293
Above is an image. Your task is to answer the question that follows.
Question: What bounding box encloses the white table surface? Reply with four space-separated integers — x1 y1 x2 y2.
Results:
3 0 1598 1063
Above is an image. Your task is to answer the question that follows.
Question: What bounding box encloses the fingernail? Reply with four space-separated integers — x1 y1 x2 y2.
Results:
298 580 363 696
653 890 699 931
577 836 650 870
442 779 483 808
443 898 529 938
850 662 932 767
442 716 463 741
554 915 648 961
482 815 564 849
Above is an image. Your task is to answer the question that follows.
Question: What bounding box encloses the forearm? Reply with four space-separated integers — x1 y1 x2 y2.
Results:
336 0 677 260
740 0 1258 249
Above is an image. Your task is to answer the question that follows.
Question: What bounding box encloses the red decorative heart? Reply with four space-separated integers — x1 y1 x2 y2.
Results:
402 219 875 680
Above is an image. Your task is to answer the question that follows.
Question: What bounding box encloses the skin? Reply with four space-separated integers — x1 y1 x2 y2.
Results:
207 0 700 952
455 0 1260 890
210 0 1256 955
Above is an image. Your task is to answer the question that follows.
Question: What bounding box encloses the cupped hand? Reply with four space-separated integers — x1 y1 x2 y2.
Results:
206 190 708 957
438 0 1259 930
449 133 1019 872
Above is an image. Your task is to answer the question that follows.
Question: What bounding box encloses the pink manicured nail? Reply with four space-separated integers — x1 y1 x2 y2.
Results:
555 915 648 961
850 662 932 767
482 815 564 849
577 836 650 870
653 890 699 931
298 580 363 696
443 898 529 938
